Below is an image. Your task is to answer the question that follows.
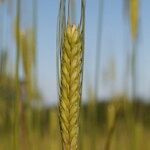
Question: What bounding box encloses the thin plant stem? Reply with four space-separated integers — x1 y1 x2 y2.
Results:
13 0 21 149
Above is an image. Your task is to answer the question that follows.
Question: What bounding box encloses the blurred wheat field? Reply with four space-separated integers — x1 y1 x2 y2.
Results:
0 0 150 150
1 100 150 150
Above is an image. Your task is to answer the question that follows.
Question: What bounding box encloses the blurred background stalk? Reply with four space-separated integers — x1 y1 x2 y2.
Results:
13 0 21 149
129 0 144 150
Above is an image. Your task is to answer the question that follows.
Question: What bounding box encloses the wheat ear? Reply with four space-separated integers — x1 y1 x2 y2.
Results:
130 0 139 40
59 24 83 150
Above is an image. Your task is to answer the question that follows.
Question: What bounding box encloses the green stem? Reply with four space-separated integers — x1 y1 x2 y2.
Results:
105 114 117 150
13 0 21 149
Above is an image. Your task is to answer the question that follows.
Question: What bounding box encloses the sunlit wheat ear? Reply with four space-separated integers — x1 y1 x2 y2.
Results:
59 24 83 150
130 0 139 40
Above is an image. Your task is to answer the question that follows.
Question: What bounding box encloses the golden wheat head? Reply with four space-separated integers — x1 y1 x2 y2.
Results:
59 24 83 150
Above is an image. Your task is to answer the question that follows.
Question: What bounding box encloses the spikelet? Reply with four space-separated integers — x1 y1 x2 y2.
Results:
130 0 139 40
59 24 83 150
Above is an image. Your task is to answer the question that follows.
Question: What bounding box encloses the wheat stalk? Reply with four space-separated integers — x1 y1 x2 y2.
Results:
129 0 139 103
13 0 21 149
59 24 83 150
105 99 123 150
130 2 143 150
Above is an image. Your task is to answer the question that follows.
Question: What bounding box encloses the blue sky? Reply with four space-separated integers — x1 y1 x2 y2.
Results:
1 0 150 103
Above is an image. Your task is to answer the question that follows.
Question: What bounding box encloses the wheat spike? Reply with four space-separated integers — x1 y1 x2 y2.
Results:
59 24 83 150
130 0 139 40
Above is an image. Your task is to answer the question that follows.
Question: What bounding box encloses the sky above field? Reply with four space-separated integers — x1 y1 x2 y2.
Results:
1 0 150 104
